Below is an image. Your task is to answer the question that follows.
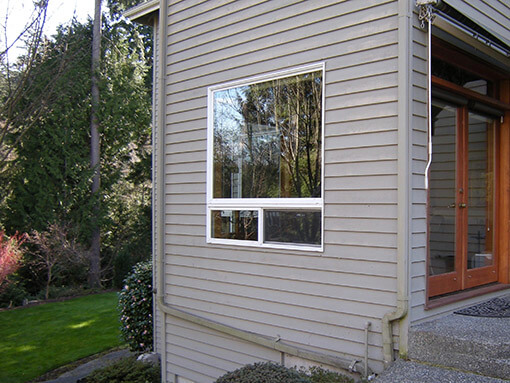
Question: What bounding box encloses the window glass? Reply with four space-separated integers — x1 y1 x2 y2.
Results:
213 71 322 199
208 67 323 250
432 57 490 96
211 210 258 241
264 210 321 246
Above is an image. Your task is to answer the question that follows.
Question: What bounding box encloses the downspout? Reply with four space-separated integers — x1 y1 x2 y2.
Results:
151 12 158 357
382 0 412 366
152 9 364 382
156 0 168 381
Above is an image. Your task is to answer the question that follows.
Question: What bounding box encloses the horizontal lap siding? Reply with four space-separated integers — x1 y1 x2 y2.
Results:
162 0 399 381
166 316 281 383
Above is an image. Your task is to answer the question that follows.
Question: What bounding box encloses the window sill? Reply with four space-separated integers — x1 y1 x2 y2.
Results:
207 238 323 253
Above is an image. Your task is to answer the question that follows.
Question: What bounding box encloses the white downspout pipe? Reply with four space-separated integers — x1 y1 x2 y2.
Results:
156 0 168 381
382 0 412 366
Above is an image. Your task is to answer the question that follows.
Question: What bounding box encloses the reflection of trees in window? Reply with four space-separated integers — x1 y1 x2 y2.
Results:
264 210 321 245
213 71 322 199
211 210 258 241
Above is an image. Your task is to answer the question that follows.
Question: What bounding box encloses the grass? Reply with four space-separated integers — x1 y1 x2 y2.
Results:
0 292 123 383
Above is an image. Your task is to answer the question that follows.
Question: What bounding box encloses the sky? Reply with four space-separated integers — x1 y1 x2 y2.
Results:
1 0 95 59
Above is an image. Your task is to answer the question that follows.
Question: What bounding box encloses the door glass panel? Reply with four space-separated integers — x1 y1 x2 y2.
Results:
432 57 491 96
429 102 457 275
467 112 494 269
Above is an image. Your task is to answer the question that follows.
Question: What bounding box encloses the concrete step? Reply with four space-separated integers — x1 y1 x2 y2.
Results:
374 360 508 383
408 313 510 380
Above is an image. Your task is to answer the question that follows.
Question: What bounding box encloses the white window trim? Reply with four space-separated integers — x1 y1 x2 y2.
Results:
206 63 325 252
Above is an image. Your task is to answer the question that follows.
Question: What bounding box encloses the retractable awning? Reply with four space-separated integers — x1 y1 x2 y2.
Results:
441 0 510 48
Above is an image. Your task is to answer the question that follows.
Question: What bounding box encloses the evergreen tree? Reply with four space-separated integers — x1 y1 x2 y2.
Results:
3 22 93 234
2 4 152 292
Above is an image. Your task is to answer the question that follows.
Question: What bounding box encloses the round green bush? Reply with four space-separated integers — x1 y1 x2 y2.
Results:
118 261 153 352
214 362 310 383
0 280 28 308
81 356 160 383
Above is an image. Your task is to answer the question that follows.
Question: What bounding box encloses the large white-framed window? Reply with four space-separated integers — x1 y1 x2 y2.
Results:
206 63 325 252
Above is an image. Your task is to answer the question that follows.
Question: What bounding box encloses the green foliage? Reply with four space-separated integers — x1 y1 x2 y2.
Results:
305 366 354 383
35 285 90 300
0 279 28 308
214 363 355 383
0 292 122 383
81 356 161 383
1 5 153 293
118 261 153 352
104 179 152 288
215 362 309 383
3 21 94 236
98 10 153 282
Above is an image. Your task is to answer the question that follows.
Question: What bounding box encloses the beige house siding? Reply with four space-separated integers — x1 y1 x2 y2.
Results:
161 1 401 381
165 315 281 382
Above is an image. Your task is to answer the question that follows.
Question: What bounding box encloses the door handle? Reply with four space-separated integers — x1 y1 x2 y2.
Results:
447 203 467 208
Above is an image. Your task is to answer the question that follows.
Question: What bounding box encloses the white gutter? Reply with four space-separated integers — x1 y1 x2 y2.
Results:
123 0 159 23
382 0 411 366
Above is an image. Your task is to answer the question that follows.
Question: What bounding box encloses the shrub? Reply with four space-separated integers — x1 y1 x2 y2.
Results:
0 280 28 308
0 231 26 292
28 223 88 299
214 362 310 383
214 362 356 383
118 261 153 352
306 366 354 383
80 356 160 383
38 285 88 300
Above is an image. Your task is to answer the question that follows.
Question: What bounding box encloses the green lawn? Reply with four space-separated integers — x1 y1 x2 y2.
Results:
0 292 123 383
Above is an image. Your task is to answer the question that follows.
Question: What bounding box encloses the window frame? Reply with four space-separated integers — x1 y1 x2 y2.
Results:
206 63 325 252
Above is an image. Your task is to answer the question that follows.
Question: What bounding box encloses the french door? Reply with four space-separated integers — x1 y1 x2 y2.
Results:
428 100 498 297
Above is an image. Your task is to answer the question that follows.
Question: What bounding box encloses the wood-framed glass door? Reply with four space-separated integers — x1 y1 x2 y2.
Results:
428 100 498 297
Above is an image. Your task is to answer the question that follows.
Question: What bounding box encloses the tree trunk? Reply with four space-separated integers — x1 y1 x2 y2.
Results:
45 267 51 300
89 0 102 288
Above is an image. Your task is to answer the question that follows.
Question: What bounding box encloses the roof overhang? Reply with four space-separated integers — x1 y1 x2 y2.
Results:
124 0 159 26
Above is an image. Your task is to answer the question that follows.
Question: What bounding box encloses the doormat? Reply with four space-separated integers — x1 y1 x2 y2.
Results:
454 296 510 318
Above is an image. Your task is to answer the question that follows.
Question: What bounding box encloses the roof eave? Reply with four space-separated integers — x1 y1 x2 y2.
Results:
123 0 159 26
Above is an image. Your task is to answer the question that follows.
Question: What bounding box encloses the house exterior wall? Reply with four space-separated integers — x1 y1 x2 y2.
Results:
408 0 510 323
159 1 403 381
